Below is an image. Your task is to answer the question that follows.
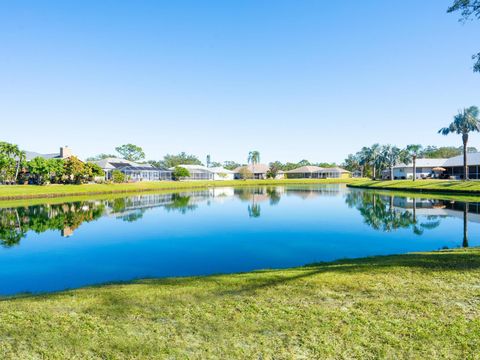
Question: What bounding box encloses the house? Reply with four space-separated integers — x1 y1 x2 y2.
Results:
386 154 480 180
92 158 172 181
233 164 269 179
385 158 448 180
170 165 234 181
352 169 363 178
442 153 480 179
285 166 351 179
316 167 351 179
285 166 323 178
25 146 75 161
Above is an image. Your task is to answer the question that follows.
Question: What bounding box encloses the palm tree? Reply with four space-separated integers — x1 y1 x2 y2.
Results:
439 106 480 180
357 147 370 178
405 144 423 181
381 145 402 181
248 151 260 179
366 144 381 179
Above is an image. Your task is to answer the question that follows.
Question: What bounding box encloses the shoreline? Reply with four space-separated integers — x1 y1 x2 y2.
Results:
0 178 356 201
1 247 478 358
347 179 480 197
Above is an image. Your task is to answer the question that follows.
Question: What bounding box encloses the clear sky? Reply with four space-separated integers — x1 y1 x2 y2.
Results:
1 0 479 164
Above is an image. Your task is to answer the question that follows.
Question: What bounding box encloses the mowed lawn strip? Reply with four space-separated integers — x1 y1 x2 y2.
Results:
1 248 479 359
0 178 358 200
348 179 480 196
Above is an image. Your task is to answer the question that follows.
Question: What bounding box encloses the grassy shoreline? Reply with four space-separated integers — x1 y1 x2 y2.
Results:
0 178 357 201
1 248 479 358
348 179 480 197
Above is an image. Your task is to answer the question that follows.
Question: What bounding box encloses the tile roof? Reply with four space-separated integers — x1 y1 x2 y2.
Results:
286 166 324 173
232 164 269 173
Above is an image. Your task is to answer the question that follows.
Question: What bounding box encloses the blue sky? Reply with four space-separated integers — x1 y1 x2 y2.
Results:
1 0 479 164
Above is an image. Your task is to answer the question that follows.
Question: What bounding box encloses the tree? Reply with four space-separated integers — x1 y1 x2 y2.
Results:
405 144 423 181
159 152 202 168
28 157 65 185
223 161 241 170
86 153 116 161
115 144 145 162
0 142 25 184
64 156 87 184
111 170 126 183
206 154 211 168
439 106 480 180
248 151 260 177
448 0 480 72
357 147 374 178
266 163 279 179
422 146 477 158
361 144 381 179
342 154 361 174
381 145 402 180
172 166 190 180
238 166 253 180
49 159 65 183
85 162 105 181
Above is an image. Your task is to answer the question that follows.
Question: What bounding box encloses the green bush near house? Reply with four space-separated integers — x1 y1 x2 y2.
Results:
111 170 126 183
172 166 190 180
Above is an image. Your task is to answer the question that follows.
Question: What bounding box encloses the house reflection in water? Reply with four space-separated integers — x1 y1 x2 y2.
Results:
346 190 477 247
0 185 347 247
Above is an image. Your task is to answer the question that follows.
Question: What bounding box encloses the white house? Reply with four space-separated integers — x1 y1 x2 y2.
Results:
385 158 448 180
171 165 234 181
92 158 172 181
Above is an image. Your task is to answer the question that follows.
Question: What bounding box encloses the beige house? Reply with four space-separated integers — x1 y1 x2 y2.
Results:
286 166 351 179
285 166 323 178
233 164 270 179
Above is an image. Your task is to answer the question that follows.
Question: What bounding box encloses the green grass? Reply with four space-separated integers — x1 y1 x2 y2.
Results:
1 248 480 359
0 178 358 201
348 179 480 196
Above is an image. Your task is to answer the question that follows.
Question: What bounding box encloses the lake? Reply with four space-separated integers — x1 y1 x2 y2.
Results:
0 184 478 295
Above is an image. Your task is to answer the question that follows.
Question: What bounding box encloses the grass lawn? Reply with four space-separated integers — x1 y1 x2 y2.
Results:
348 179 480 196
1 248 479 359
0 178 358 201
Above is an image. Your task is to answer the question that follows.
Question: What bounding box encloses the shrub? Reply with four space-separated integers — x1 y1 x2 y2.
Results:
238 167 253 180
172 166 190 180
111 170 126 183
85 162 105 182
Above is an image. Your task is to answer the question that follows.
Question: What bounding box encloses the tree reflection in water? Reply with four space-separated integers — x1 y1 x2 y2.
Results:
345 190 477 247
345 190 442 234
0 202 105 247
1 187 474 248
163 194 198 214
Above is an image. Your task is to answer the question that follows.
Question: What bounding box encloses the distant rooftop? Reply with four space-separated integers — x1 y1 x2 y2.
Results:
232 164 269 174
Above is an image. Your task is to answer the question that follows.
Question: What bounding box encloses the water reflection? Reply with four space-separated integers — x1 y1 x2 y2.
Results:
0 202 105 247
0 186 327 246
1 185 478 249
2 185 480 295
345 190 477 247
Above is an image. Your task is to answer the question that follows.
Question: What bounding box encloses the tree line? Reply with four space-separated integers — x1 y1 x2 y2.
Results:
0 142 104 185
344 106 480 180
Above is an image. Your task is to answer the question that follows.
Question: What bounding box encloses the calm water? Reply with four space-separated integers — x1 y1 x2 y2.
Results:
0 184 479 295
